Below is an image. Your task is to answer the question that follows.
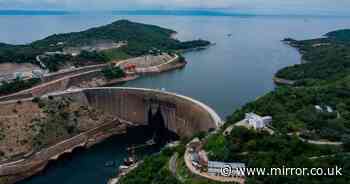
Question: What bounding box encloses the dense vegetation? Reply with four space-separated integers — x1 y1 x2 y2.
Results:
171 40 211 51
119 148 179 184
40 54 72 72
226 85 350 141
0 78 41 96
277 30 350 83
0 20 210 71
0 44 41 64
326 29 350 43
31 20 176 50
101 66 125 80
41 51 108 72
204 127 349 184
259 30 350 140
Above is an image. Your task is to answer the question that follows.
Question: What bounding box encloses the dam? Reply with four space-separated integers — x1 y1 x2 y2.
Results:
0 87 222 184
80 87 221 137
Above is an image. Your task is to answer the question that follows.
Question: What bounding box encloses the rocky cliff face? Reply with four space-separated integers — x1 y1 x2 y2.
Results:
0 96 113 162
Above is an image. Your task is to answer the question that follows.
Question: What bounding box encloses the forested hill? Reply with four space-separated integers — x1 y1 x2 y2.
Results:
31 20 177 49
275 29 350 84
0 43 11 47
326 29 350 43
0 20 210 69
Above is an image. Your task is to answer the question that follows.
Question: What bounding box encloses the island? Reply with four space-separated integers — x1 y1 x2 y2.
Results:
115 30 350 184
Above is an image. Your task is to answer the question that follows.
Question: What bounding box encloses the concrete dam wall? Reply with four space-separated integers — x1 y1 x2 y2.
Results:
0 87 221 184
81 87 222 137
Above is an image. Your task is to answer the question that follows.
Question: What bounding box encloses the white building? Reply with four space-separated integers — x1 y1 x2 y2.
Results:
245 113 272 130
315 105 323 111
314 105 334 113
326 106 334 113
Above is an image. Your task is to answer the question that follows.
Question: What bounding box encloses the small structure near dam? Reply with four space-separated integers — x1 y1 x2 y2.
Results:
0 87 222 184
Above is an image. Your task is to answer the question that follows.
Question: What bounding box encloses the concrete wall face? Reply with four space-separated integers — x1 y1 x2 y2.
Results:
84 89 149 125
82 88 220 137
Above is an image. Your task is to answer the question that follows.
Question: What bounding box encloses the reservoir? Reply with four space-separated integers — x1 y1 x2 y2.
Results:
1 14 348 184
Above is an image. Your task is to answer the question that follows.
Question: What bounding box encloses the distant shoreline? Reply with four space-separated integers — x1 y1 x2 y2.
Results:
1 10 349 17
272 40 301 86
0 10 253 17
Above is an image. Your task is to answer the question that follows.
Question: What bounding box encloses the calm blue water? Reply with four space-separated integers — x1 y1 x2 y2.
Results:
1 14 349 184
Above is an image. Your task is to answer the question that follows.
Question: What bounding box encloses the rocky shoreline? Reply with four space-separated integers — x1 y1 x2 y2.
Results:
273 76 296 86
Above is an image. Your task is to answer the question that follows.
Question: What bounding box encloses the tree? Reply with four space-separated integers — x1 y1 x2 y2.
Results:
101 66 125 79
342 135 350 152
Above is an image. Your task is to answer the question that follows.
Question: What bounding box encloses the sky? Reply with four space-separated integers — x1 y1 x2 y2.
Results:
0 0 349 15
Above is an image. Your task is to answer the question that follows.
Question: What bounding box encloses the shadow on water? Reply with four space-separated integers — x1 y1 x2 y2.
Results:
18 118 178 184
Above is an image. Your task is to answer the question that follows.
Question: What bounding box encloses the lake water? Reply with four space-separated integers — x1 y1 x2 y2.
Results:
1 14 349 184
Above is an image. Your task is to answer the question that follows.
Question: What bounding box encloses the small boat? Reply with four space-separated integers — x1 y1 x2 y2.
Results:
227 34 232 37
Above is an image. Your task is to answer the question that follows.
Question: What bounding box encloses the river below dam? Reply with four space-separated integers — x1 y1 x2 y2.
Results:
3 14 349 184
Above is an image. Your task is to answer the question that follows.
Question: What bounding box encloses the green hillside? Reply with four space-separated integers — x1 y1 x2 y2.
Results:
0 20 210 71
276 31 350 83
326 29 350 43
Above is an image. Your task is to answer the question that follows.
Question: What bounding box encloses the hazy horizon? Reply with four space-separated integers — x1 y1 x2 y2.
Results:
0 0 349 16
0 9 349 17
